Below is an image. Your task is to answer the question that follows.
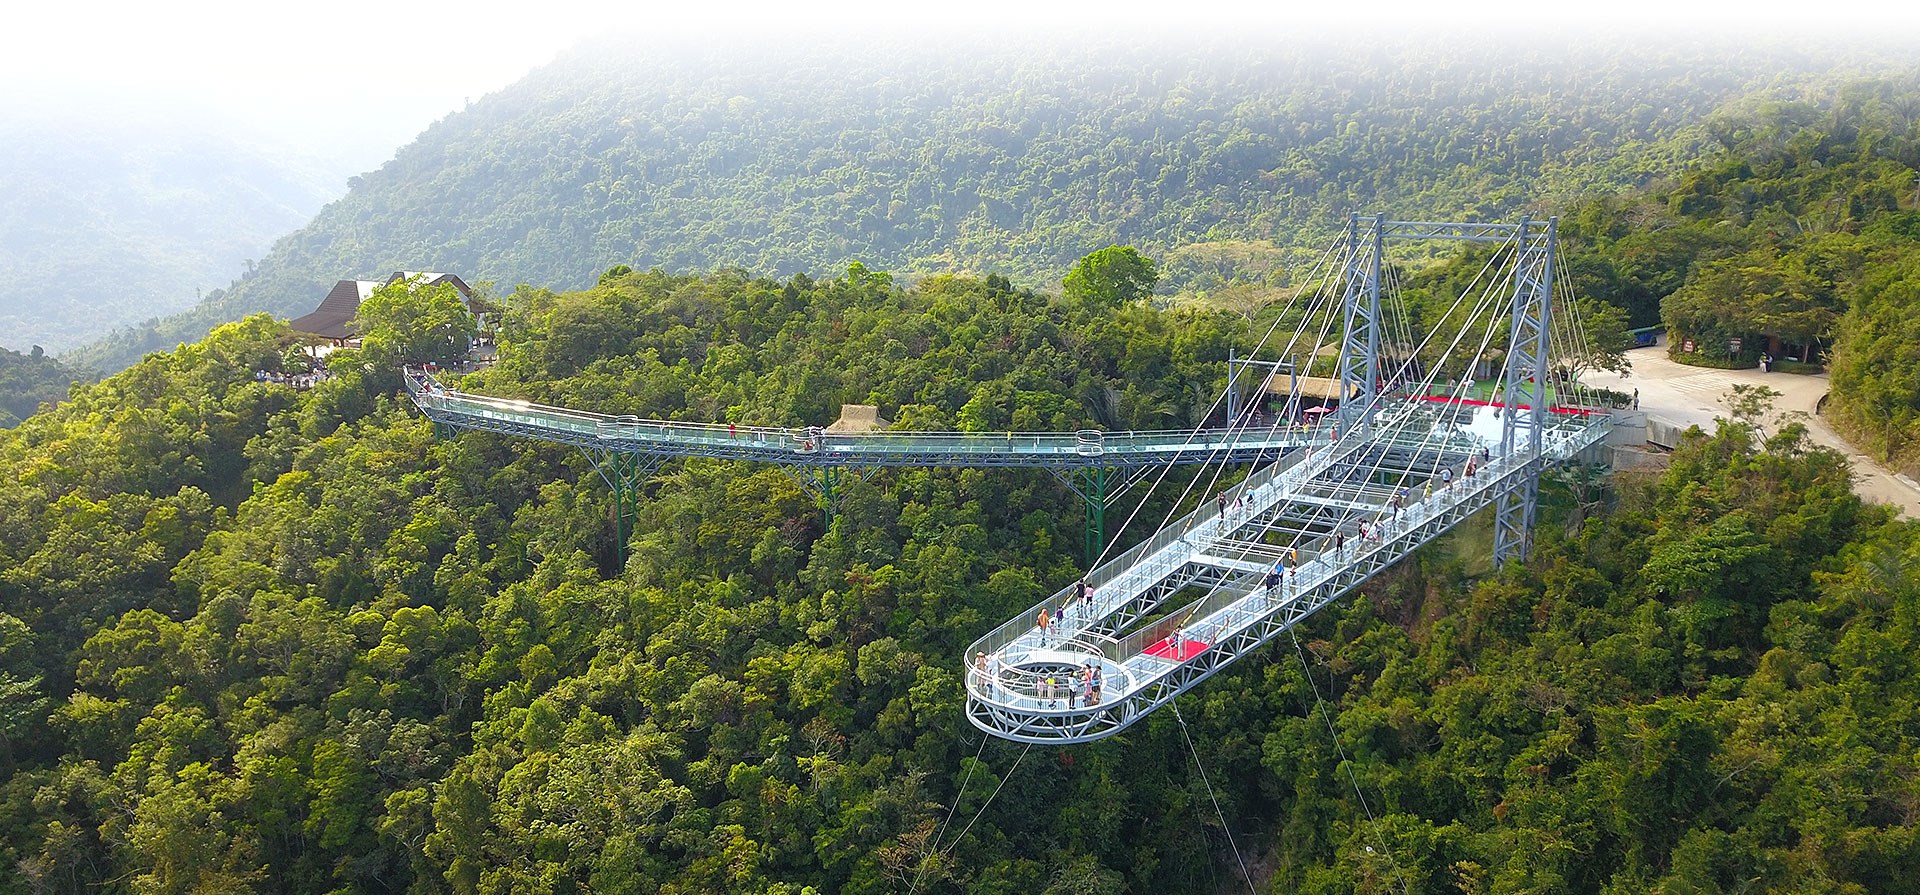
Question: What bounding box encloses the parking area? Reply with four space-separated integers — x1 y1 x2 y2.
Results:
1585 346 1920 517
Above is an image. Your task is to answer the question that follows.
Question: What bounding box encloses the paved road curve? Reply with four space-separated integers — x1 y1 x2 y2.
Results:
1585 346 1920 517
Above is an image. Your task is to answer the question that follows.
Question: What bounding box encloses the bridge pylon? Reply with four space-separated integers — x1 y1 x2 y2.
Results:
1335 213 1386 438
1493 216 1557 565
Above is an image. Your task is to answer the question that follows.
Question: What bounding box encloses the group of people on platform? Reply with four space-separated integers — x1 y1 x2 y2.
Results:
1032 578 1097 647
253 369 331 390
971 651 1103 709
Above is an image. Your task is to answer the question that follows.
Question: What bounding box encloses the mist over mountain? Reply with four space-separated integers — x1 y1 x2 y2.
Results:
0 100 365 353
65 33 1916 374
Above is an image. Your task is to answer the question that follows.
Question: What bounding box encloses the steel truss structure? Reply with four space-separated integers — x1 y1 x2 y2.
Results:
391 215 1602 746
963 216 1605 744
963 406 1609 744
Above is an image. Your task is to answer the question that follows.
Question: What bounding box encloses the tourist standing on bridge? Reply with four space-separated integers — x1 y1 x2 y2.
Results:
973 652 987 693
1335 530 1347 556
1081 581 1094 617
1264 563 1282 597
1036 608 1052 645
1441 467 1454 489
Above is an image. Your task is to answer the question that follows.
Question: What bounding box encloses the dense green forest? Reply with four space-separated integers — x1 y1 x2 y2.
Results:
0 345 84 428
68 35 1907 374
1503 75 1920 472
4 265 1918 893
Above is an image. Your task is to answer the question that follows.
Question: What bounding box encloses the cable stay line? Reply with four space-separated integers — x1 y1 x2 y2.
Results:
908 731 990 895
963 215 1615 744
906 741 1033 895
1288 628 1414 895
1172 699 1257 895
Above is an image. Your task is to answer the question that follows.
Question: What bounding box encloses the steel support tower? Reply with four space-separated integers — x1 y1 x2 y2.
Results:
1335 214 1385 437
1492 217 1556 565
1353 217 1560 563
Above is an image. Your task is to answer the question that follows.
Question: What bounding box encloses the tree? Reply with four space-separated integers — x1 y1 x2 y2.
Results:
354 277 477 368
1063 246 1159 307
1556 296 1633 382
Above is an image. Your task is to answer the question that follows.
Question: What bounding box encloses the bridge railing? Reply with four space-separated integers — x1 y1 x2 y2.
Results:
962 437 1362 704
405 368 1323 457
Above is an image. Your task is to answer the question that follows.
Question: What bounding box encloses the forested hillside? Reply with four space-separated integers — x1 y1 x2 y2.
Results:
0 114 346 352
69 35 1902 374
4 267 1918 893
1513 74 1920 472
0 345 83 428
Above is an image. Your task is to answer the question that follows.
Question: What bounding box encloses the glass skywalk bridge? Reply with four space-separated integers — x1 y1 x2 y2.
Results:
403 368 1318 468
962 403 1612 743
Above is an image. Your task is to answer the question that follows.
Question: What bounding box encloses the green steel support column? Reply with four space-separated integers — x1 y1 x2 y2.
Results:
777 465 857 527
820 466 841 527
612 453 639 562
580 449 663 566
1047 466 1114 566
1076 466 1111 567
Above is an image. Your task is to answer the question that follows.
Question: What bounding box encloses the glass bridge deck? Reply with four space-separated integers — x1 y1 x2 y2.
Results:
405 369 1317 468
963 406 1612 743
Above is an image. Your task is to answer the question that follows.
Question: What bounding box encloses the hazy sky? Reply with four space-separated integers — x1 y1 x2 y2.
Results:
8 0 1920 178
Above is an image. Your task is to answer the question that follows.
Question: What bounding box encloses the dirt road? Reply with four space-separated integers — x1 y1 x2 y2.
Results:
1584 347 1920 517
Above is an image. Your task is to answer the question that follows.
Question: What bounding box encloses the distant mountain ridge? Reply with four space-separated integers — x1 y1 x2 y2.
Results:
66 34 1914 373
0 115 348 352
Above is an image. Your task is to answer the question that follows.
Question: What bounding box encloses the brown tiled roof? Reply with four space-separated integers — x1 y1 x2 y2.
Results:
387 271 474 298
289 280 382 339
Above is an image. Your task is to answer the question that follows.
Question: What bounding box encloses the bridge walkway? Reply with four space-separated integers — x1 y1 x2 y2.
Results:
964 402 1612 743
404 368 1320 469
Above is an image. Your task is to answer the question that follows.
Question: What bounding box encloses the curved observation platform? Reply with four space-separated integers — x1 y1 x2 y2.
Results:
963 400 1612 743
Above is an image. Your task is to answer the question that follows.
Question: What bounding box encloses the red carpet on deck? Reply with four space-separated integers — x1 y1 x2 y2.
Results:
1143 637 1211 661
1413 395 1593 416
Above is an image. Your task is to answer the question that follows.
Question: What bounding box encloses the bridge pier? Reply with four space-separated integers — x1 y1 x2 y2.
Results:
1049 466 1112 566
578 447 665 566
779 465 861 526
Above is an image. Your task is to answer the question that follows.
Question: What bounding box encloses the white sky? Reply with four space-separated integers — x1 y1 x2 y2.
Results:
6 0 1919 176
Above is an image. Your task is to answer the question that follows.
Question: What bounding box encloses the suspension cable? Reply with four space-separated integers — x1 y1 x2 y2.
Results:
1173 699 1258 895
1288 628 1413 895
909 731 991 894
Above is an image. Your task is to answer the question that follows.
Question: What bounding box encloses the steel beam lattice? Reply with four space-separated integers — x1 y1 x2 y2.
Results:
1494 217 1557 565
963 409 1610 743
